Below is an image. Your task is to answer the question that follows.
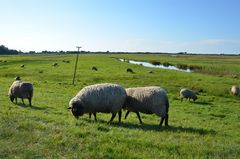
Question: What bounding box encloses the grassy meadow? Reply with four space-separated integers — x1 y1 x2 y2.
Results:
0 53 240 158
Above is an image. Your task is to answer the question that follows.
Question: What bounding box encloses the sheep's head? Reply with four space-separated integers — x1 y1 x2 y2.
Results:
68 100 84 119
193 95 198 101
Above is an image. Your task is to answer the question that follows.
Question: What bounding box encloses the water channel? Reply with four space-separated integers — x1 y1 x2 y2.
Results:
119 59 192 73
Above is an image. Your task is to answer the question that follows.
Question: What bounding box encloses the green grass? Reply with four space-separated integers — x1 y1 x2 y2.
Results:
0 54 240 158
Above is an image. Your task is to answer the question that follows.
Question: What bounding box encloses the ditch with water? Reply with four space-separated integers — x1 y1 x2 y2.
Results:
119 59 193 73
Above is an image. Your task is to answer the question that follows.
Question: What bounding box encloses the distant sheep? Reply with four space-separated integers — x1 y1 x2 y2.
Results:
68 83 126 122
52 63 58 67
124 86 169 126
62 60 70 63
92 66 98 71
8 78 33 106
20 64 25 68
15 76 21 80
231 85 240 96
180 88 198 101
127 68 134 73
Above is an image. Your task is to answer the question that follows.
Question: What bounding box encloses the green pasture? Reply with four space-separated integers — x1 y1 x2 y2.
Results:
0 54 239 158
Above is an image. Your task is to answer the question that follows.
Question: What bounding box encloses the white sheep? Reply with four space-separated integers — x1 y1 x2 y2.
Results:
180 88 198 101
124 86 169 126
231 85 240 96
68 83 126 122
8 79 33 106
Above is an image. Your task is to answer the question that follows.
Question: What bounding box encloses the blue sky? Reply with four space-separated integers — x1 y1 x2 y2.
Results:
0 0 240 54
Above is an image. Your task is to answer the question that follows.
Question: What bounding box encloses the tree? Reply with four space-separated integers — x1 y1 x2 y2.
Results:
0 45 19 55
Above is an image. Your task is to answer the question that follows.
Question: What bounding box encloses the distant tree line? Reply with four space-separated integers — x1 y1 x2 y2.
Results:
0 45 20 55
1 44 239 55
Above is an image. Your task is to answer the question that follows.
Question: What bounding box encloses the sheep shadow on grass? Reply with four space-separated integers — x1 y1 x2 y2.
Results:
83 118 216 135
15 103 48 110
30 105 49 110
112 122 216 135
192 101 213 106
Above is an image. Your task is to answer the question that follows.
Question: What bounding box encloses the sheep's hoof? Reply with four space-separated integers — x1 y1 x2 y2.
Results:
107 121 113 124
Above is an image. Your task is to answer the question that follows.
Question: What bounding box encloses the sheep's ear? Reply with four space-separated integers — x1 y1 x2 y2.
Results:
67 106 72 109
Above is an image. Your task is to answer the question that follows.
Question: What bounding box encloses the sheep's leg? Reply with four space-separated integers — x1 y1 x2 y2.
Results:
160 114 169 127
93 113 97 121
21 98 25 105
159 117 164 126
136 112 142 124
28 97 32 106
89 113 92 119
15 98 17 104
108 113 117 123
118 110 122 122
165 114 169 127
125 110 130 119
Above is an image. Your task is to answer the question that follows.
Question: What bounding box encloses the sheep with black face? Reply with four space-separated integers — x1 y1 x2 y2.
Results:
180 88 198 102
8 77 33 106
68 83 126 122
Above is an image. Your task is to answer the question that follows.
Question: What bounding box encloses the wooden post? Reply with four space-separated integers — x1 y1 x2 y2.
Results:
72 46 81 85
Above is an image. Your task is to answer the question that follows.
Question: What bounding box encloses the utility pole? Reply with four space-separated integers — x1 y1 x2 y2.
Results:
72 46 81 85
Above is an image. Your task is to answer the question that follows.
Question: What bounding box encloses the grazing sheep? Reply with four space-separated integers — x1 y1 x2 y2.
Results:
15 76 21 80
68 83 127 122
127 68 134 73
124 86 169 126
231 85 240 96
92 66 98 71
63 60 70 63
180 88 197 101
148 71 153 74
52 63 58 67
8 78 33 106
20 64 25 68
